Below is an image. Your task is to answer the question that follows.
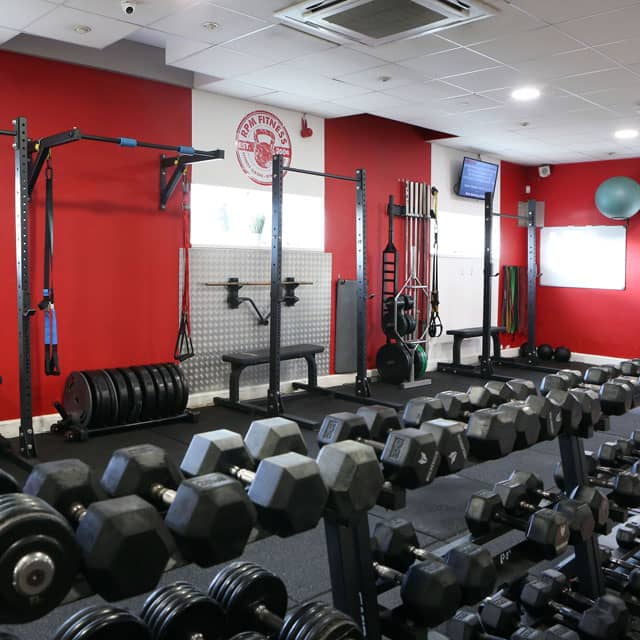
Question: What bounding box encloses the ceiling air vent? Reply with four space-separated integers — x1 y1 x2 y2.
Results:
275 0 494 46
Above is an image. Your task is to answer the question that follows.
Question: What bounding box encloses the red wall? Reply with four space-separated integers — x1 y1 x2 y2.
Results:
500 157 640 358
0 51 191 420
325 115 431 371
498 161 529 347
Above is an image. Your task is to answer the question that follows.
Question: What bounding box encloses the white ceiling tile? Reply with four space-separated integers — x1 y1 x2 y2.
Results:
24 6 139 48
64 0 194 26
126 27 167 48
401 48 501 80
347 34 457 62
443 66 525 93
150 2 266 44
289 46 385 77
165 34 211 63
194 74 275 99
397 80 469 102
171 45 269 76
332 91 412 111
582 86 640 109
478 85 565 103
560 5 640 46
552 68 640 95
471 27 582 65
440 94 501 114
237 63 369 100
207 0 293 21
439 6 545 46
0 26 18 45
515 48 616 81
256 92 360 118
597 38 640 65
334 63 423 91
511 0 638 24
224 25 335 64
0 0 55 30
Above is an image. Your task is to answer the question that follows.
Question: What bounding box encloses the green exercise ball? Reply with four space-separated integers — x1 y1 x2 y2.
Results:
595 176 640 220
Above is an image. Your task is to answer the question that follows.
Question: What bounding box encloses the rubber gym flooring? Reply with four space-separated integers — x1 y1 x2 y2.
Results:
5 361 639 637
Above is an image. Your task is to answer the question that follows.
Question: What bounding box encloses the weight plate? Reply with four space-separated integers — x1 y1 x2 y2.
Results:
414 346 428 378
98 370 119 426
145 364 168 418
105 369 129 425
118 368 143 424
83 370 111 428
165 362 188 413
142 582 225 640
131 366 158 422
0 494 80 624
51 605 151 640
156 365 178 417
62 371 93 429
376 344 411 384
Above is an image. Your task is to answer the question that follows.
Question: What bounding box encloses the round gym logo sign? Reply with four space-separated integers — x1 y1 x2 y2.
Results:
236 110 292 185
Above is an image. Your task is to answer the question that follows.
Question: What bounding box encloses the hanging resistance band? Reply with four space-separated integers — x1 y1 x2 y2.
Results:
428 187 443 338
38 155 61 375
174 168 194 361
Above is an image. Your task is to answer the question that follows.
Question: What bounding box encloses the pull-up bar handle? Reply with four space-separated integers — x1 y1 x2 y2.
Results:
287 166 359 182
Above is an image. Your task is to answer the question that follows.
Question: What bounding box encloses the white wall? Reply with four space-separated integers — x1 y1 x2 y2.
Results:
191 90 324 197
427 143 502 367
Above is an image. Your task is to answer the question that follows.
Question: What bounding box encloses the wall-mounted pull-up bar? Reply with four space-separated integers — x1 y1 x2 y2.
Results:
27 127 224 207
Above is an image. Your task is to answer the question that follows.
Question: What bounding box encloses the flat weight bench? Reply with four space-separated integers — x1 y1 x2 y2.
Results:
447 326 505 365
222 343 324 402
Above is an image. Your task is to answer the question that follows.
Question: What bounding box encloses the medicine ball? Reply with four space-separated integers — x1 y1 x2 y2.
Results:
595 176 640 220
554 346 571 362
519 342 533 358
537 344 554 360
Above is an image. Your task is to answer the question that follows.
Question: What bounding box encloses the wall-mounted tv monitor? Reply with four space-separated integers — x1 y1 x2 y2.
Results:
456 157 499 200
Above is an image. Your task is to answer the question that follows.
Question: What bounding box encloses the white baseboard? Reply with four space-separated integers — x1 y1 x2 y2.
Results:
0 371 377 439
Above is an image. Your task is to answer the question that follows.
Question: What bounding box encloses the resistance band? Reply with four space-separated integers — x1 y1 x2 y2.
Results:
501 266 528 335
428 187 442 338
38 155 60 375
174 169 194 361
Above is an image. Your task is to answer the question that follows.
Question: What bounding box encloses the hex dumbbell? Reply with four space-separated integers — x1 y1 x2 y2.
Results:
181 429 328 536
447 609 548 640
100 444 256 565
24 459 174 601
372 517 496 603
465 490 570 558
318 412 441 488
401 397 444 428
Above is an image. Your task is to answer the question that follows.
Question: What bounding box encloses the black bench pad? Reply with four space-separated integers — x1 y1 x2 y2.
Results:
222 344 324 401
445 327 504 365
223 344 324 366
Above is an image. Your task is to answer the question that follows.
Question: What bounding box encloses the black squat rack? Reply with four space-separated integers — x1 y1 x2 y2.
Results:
2 116 223 465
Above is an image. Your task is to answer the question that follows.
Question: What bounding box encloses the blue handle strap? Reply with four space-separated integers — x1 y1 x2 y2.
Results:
179 146 195 155
119 137 137 147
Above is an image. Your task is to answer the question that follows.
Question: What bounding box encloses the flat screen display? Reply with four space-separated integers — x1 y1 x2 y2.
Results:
456 157 499 200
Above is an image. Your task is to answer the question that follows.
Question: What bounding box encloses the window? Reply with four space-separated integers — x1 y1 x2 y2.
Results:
191 184 324 250
436 210 500 259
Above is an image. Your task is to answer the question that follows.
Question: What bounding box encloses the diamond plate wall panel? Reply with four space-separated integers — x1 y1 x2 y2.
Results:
180 247 332 394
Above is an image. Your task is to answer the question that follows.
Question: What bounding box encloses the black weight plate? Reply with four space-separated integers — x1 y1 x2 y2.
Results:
51 605 151 640
145 364 169 418
165 363 188 413
98 370 119 426
131 366 158 421
105 369 130 425
118 367 143 424
157 364 178 417
62 371 93 429
83 370 111 428
376 343 411 384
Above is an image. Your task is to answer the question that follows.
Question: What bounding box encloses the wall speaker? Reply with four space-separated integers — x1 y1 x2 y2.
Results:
538 165 552 178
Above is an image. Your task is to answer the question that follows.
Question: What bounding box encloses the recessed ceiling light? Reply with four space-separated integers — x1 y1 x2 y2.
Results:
202 21 219 31
614 128 638 140
511 86 540 102
73 24 92 34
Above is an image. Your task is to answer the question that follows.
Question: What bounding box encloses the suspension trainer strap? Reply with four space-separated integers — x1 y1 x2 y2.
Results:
428 186 443 338
38 156 60 376
174 168 194 361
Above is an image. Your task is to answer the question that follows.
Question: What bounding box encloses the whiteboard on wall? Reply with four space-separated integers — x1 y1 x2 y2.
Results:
540 226 626 290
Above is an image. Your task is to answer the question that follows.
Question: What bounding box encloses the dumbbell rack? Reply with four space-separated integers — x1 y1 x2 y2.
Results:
321 431 608 640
